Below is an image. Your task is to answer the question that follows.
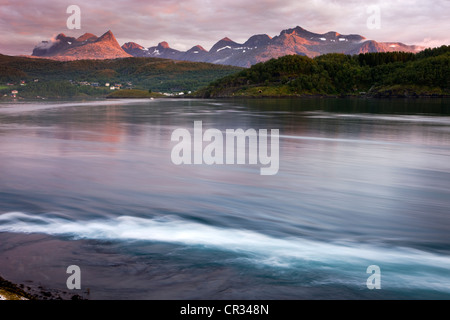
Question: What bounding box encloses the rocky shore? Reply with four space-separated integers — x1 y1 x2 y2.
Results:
0 275 87 300
0 276 34 300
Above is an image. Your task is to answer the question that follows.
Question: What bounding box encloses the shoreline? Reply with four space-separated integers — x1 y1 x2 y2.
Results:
2 92 450 102
0 275 87 300
0 275 34 300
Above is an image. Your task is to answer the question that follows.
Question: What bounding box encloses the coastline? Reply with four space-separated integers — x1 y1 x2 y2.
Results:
0 275 34 300
3 95 450 103
0 275 86 300
3 89 449 102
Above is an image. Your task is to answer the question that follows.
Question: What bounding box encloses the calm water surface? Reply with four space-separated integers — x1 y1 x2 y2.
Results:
0 98 449 299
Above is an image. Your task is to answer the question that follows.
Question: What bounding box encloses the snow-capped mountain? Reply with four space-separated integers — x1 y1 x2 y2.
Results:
121 26 421 67
32 26 421 67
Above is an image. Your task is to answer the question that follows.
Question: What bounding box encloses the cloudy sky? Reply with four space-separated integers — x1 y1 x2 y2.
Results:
1 0 449 56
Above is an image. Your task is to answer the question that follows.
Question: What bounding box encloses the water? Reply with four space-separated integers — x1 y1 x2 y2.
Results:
0 98 450 299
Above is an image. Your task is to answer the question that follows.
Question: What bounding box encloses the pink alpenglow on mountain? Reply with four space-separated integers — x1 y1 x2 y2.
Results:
32 30 131 60
32 26 422 66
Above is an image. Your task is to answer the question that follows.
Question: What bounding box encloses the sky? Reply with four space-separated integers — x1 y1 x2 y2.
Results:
0 0 449 56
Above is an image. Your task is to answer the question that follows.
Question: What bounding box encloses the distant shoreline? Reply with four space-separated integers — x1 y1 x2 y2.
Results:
3 93 450 102
190 93 450 99
1 91 450 105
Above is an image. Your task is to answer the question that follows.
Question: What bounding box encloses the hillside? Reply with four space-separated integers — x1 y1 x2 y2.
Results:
0 55 241 98
195 45 450 98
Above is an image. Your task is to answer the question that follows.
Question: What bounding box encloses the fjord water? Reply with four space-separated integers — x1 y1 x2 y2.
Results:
0 98 450 299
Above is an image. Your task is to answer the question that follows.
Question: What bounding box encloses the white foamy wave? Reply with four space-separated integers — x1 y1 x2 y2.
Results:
1 211 450 292
0 211 449 264
0 212 450 293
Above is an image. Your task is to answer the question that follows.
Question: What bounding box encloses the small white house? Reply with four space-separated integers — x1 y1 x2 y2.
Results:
105 83 110 87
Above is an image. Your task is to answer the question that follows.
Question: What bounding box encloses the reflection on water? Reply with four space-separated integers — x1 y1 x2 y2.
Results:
0 98 450 299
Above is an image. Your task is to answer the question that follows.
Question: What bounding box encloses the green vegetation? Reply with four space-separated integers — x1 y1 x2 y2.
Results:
196 46 450 98
0 55 241 99
7 80 111 98
1 46 449 100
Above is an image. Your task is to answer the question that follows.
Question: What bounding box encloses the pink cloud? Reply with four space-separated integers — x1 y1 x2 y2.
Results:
0 0 448 56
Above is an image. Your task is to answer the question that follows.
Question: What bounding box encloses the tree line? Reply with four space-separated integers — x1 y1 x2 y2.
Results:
198 45 450 97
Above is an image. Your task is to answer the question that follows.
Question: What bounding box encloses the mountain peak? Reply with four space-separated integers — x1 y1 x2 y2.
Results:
187 45 208 53
324 31 341 38
56 33 67 40
280 26 316 37
244 34 272 47
76 33 98 42
122 42 144 50
158 41 170 49
194 45 207 51
293 26 307 32
96 30 117 43
209 37 241 53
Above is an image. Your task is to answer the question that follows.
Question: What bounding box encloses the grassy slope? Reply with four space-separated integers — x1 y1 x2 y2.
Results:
0 55 242 98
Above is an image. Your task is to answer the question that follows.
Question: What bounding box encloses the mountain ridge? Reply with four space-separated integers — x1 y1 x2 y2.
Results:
31 26 423 67
32 30 131 60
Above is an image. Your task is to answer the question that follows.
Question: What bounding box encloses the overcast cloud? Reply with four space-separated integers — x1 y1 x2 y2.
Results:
0 0 449 55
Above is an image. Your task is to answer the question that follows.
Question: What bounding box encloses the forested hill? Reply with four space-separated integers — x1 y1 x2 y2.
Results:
195 45 450 98
0 55 241 98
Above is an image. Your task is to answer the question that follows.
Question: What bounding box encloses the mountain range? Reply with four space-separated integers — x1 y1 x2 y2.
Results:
31 27 422 67
32 30 131 60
